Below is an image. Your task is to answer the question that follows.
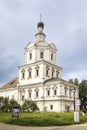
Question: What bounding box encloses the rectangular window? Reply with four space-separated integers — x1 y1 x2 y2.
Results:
65 89 67 96
30 53 32 59
52 71 54 78
54 90 57 95
50 105 53 110
69 89 72 97
46 70 48 76
47 90 50 96
22 95 24 101
51 54 53 60
40 52 43 59
36 69 39 76
56 71 59 77
36 91 38 97
29 92 31 97
22 72 25 79
29 71 31 78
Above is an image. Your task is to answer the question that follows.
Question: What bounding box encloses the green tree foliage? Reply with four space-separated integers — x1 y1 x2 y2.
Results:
0 97 39 113
79 80 87 110
68 78 79 85
68 78 87 110
74 78 79 85
0 97 20 112
0 97 4 109
22 100 39 112
0 97 3 102
68 79 74 84
1 97 10 112
30 101 39 112
9 99 20 112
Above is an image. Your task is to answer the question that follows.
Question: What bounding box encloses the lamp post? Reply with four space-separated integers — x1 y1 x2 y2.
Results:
73 89 76 111
73 88 79 122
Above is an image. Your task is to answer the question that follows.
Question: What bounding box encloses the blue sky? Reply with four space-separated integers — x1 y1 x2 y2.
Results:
0 0 87 86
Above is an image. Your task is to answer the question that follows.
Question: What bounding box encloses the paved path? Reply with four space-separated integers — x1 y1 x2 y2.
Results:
0 123 87 130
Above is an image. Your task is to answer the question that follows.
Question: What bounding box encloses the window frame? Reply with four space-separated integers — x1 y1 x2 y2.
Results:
47 90 50 96
30 53 32 60
40 52 44 59
36 91 38 97
50 105 53 110
22 95 24 101
36 69 39 76
21 69 25 79
51 53 53 60
54 89 57 95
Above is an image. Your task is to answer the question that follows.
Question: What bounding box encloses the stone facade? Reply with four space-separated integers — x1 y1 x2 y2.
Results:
0 18 79 112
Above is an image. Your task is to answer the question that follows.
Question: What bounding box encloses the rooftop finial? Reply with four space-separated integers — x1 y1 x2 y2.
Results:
40 14 42 22
37 15 44 29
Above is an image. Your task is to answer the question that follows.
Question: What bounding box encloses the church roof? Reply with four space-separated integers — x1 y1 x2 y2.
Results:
0 77 18 90
44 78 78 87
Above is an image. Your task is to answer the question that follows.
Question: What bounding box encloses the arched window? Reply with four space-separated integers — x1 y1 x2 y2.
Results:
21 69 25 79
22 95 24 101
22 73 25 79
69 87 72 98
46 66 50 77
28 89 32 98
34 88 39 98
64 86 68 96
46 86 51 96
29 92 31 97
29 71 31 77
36 69 39 76
54 89 57 95
56 70 59 78
20 89 25 101
46 69 49 76
52 86 58 96
36 91 38 97
35 66 40 77
52 68 55 78
47 90 50 96
28 68 32 78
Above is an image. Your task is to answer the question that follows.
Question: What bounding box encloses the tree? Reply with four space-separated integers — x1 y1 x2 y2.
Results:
30 101 39 112
79 80 87 110
9 99 20 112
74 78 79 85
68 78 79 85
68 79 74 84
22 100 39 112
0 97 4 110
0 97 3 102
2 97 10 112
22 100 31 112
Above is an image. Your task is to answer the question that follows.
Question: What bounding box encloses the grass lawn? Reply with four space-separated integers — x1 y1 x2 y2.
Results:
0 111 87 126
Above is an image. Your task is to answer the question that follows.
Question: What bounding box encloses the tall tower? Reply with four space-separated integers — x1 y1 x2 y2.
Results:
18 17 62 86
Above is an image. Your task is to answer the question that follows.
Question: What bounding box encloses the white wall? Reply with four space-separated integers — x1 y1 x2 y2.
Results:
0 88 18 101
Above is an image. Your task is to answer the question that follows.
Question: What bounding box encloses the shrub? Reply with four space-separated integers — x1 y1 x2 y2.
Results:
21 100 39 112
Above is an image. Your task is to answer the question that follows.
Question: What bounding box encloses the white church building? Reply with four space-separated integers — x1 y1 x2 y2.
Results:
0 18 79 112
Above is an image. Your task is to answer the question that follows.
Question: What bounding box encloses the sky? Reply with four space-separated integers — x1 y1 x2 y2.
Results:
0 0 87 86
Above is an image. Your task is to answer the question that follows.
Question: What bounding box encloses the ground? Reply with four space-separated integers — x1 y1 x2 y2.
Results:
0 123 87 130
